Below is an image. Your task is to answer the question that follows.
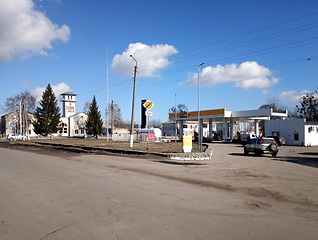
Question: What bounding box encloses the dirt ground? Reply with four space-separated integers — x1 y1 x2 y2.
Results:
1 138 318 239
11 137 205 154
2 138 318 208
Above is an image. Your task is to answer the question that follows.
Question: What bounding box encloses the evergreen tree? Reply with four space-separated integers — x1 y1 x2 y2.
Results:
33 84 61 136
85 96 103 138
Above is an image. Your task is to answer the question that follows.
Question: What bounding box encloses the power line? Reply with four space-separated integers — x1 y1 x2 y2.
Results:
177 11 318 56
69 12 318 102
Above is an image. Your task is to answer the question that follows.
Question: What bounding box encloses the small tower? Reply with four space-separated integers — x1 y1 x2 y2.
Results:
60 92 77 118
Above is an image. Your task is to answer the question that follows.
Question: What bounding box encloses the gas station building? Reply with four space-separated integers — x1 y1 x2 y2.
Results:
168 108 288 142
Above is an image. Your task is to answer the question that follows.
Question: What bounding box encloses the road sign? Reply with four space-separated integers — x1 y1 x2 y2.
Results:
145 111 153 116
10 123 15 127
143 100 154 110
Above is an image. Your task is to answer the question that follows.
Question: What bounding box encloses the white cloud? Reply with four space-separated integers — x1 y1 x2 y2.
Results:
110 42 178 78
186 61 279 90
32 82 71 102
278 89 314 104
0 0 70 64
262 89 270 94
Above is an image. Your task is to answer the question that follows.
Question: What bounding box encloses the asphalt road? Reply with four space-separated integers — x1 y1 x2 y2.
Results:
0 142 317 240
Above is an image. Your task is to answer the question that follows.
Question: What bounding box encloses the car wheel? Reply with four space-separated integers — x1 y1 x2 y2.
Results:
254 149 262 156
244 148 249 155
271 151 278 157
270 143 278 152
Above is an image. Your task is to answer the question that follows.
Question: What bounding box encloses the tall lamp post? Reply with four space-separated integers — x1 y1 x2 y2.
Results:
130 55 138 148
198 62 204 152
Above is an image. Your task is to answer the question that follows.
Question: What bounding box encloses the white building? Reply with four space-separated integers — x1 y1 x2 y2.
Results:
1 111 37 138
59 92 87 137
265 118 318 146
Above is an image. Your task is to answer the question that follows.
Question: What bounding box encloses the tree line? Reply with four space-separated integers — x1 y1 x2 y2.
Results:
2 84 104 137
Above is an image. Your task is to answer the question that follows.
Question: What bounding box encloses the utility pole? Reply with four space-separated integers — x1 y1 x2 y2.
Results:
19 100 22 135
106 46 109 141
111 100 114 135
130 55 138 148
175 93 177 142
198 62 204 152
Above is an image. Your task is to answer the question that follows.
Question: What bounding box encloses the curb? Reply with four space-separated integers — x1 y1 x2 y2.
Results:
167 144 213 161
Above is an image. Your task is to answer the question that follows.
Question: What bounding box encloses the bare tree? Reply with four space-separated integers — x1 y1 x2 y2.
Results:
259 98 287 112
5 91 36 113
169 103 188 114
106 101 123 133
296 91 318 121
150 119 162 128
83 101 91 114
259 97 298 118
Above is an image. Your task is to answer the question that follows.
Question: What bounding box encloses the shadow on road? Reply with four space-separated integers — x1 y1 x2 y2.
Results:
272 155 318 168
157 160 207 166
229 151 318 168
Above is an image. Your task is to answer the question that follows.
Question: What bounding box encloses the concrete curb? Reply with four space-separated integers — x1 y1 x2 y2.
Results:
167 144 213 161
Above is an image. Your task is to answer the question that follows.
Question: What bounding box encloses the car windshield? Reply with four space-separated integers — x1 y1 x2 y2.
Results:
262 139 274 144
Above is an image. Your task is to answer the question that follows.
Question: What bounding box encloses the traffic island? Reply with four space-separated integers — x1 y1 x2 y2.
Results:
167 144 213 161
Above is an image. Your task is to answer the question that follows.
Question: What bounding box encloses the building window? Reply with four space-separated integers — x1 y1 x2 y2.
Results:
308 126 314 133
81 129 85 134
294 132 299 141
75 130 79 134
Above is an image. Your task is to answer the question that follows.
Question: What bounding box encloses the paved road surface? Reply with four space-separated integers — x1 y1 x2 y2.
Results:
0 143 317 240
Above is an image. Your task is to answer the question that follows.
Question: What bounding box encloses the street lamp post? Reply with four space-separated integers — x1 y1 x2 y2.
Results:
130 55 138 148
198 62 204 152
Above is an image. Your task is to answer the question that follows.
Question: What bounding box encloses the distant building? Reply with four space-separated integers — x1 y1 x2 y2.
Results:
60 92 77 118
59 92 87 137
265 118 318 146
1 92 88 138
1 111 37 138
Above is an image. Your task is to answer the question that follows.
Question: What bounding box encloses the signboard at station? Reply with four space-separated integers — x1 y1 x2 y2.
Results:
145 111 153 116
66 106 75 113
143 100 154 110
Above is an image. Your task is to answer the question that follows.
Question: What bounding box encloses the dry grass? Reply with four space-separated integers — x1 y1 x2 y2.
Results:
24 138 204 154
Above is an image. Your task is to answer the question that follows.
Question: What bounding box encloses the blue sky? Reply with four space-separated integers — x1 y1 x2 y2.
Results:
1 0 318 124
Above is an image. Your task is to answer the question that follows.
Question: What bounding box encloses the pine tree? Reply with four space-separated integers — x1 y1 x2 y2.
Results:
33 84 61 136
85 96 103 138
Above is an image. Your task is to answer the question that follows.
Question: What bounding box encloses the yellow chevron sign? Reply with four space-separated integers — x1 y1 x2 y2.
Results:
143 100 154 110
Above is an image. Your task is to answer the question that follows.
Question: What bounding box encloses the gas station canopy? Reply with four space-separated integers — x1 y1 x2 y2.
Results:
169 108 288 122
